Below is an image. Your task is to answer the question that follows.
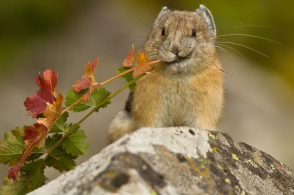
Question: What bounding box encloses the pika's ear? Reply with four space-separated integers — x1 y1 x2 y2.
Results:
196 5 216 36
155 6 169 23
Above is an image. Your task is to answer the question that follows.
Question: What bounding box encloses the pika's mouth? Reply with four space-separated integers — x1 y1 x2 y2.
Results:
165 56 190 65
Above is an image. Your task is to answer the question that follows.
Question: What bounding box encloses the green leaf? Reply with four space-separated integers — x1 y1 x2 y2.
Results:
92 88 111 110
61 129 89 156
117 66 136 91
65 88 111 112
0 159 46 195
50 112 69 133
0 128 24 165
45 133 62 151
0 127 46 165
64 89 89 112
45 147 76 172
26 147 45 162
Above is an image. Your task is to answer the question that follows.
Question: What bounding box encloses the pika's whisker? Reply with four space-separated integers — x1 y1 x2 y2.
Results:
215 45 226 52
218 24 278 31
211 61 232 76
217 41 268 57
217 44 247 59
217 34 281 44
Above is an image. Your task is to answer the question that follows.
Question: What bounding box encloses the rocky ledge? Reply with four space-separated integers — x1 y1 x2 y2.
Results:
29 127 294 195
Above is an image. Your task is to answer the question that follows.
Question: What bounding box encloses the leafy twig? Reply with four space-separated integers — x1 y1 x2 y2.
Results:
62 60 160 114
0 45 160 195
45 74 144 158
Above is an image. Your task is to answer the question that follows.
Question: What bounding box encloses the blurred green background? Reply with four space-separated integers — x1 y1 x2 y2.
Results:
0 0 294 186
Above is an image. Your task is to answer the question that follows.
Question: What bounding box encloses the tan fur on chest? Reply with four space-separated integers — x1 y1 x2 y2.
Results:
132 63 223 130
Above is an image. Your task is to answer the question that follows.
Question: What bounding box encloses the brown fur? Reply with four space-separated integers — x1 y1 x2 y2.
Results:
133 60 223 129
108 5 224 143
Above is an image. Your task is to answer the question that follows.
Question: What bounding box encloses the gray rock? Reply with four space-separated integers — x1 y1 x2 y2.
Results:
28 127 294 195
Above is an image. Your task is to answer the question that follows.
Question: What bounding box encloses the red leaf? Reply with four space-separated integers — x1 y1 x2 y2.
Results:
24 70 58 118
24 89 55 118
73 58 99 93
8 123 47 182
88 58 99 73
84 58 99 86
24 123 47 147
37 93 64 129
36 70 58 94
72 58 99 105
11 70 61 182
123 45 135 68
8 163 21 183
73 76 91 92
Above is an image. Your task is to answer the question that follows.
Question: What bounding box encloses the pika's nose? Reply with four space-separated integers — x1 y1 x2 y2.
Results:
171 43 181 55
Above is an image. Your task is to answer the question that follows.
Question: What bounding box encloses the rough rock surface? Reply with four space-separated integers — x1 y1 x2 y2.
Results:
28 127 294 195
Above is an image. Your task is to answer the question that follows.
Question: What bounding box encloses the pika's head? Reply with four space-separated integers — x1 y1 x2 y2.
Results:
144 5 217 73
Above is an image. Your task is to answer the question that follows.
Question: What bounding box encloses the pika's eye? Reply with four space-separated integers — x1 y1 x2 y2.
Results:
161 27 166 36
191 29 196 37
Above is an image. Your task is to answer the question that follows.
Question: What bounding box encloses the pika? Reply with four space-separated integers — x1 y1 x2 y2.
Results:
108 5 224 143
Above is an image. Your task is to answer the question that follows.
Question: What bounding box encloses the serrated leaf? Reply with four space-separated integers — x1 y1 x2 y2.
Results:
65 88 111 112
122 45 135 67
61 129 89 156
45 133 62 151
0 159 46 195
73 76 91 93
0 128 24 165
26 153 43 162
73 58 99 92
50 112 69 133
0 127 45 166
37 93 64 130
45 147 76 172
92 88 111 109
24 70 58 118
117 66 136 91
64 89 89 112
8 124 47 182
26 147 45 162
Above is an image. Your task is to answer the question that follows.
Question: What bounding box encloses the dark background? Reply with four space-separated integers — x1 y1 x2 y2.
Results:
0 0 294 185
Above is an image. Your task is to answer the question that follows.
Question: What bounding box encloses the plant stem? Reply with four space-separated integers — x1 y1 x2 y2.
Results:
62 68 135 113
45 60 159 160
99 68 135 86
62 60 160 113
62 95 85 113
99 60 160 86
45 74 144 159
